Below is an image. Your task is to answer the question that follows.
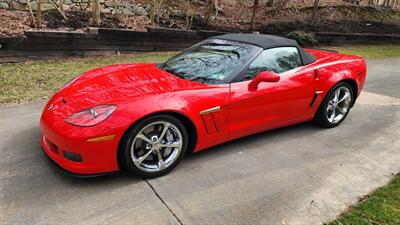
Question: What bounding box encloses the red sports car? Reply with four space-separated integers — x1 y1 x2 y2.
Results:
40 34 366 178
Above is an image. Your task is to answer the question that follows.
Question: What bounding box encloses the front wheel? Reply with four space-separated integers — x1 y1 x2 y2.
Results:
121 115 188 178
314 82 354 128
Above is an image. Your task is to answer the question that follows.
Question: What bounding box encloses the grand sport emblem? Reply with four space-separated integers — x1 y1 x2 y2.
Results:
48 104 54 111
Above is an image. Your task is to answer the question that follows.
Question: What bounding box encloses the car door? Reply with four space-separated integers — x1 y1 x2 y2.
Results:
228 47 316 140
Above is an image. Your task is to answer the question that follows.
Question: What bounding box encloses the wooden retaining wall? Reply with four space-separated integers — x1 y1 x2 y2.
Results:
0 28 399 63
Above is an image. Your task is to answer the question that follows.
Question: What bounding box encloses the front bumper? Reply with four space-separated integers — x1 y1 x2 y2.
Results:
41 145 118 178
39 94 121 175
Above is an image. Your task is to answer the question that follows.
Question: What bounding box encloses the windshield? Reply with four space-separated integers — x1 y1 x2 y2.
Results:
159 40 259 84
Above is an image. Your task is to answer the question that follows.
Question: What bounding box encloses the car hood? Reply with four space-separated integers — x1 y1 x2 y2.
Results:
61 63 207 108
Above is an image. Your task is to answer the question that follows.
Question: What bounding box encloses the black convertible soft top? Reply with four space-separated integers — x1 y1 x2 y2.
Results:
211 33 316 65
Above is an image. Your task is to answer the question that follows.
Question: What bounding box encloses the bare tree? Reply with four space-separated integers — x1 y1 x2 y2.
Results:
251 0 259 30
150 0 156 26
26 0 37 27
92 0 101 26
36 0 42 27
185 0 194 29
49 0 67 19
311 0 320 22
206 0 219 23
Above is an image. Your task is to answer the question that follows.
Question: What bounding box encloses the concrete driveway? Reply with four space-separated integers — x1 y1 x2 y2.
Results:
1 58 399 225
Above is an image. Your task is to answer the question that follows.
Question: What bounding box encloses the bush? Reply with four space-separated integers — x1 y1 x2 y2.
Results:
287 31 318 47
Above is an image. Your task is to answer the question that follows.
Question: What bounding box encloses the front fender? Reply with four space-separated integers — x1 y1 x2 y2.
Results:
116 85 231 152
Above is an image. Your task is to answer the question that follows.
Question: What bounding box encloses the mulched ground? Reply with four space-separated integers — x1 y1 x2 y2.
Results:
0 9 150 37
0 9 32 37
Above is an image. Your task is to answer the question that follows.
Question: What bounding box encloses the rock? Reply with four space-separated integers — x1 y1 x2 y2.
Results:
42 3 53 10
0 2 9 9
100 7 111 13
133 5 147 16
9 1 25 10
62 3 69 10
122 8 134 16
69 4 80 10
63 0 72 4
30 0 37 10
18 0 26 4
103 0 113 7
80 2 88 9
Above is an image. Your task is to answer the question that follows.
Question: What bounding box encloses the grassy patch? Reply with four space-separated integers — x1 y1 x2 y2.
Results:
329 45 400 59
328 174 400 225
0 52 176 105
1 44 399 105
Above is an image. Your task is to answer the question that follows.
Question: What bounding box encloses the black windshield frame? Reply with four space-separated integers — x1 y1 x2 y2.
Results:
158 39 262 85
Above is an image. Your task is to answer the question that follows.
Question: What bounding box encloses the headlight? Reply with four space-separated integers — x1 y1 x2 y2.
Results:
64 105 117 127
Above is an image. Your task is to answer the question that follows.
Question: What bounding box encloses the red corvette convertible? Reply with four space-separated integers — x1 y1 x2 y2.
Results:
40 34 366 178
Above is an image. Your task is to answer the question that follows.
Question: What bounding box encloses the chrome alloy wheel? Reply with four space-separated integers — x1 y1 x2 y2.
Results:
130 121 183 173
326 86 352 124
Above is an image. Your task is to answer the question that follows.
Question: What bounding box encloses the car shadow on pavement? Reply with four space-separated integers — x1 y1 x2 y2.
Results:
185 121 322 160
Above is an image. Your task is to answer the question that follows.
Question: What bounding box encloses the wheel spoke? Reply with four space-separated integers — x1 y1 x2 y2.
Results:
135 149 154 164
158 124 170 142
338 92 350 104
329 108 336 122
334 89 341 102
155 149 166 169
159 141 182 148
136 133 153 144
336 106 346 114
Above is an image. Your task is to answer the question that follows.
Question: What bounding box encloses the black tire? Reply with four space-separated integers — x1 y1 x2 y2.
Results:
314 82 354 128
120 115 189 178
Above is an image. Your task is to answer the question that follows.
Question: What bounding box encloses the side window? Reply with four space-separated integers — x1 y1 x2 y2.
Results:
245 47 302 80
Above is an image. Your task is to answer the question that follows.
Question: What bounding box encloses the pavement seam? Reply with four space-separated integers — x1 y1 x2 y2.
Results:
145 180 184 225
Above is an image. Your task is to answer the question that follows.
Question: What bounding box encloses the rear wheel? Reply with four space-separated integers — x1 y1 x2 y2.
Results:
121 115 188 178
314 82 354 128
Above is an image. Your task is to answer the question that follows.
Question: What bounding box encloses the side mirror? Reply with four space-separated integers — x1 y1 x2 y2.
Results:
248 71 280 91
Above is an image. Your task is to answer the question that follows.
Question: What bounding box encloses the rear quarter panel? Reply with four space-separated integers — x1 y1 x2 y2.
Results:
306 49 367 108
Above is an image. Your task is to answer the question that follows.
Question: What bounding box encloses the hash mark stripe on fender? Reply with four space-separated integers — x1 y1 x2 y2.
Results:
200 106 221 115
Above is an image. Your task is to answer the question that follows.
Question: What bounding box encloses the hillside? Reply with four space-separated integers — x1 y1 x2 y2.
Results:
1 0 400 37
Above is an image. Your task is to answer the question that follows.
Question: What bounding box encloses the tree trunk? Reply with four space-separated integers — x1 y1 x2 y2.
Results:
206 0 216 23
150 0 156 26
60 0 63 12
250 0 259 30
36 0 42 27
27 0 37 27
311 0 320 22
92 0 101 26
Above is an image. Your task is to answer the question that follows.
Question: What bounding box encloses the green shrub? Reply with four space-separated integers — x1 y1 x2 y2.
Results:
287 31 318 47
